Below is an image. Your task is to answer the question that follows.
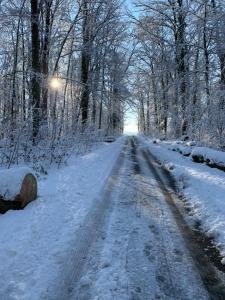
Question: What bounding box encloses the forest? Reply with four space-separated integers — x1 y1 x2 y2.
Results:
0 0 225 171
134 0 225 148
1 2 225 298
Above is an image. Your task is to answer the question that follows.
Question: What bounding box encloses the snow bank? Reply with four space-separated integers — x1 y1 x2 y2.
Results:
144 138 225 262
150 139 193 157
191 147 225 171
0 167 34 200
161 140 225 172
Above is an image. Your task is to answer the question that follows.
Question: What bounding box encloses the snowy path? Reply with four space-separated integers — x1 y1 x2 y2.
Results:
67 137 225 300
0 139 125 300
2 137 225 300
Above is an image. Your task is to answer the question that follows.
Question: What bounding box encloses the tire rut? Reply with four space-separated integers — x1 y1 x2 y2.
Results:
49 140 129 300
130 138 181 299
139 142 225 299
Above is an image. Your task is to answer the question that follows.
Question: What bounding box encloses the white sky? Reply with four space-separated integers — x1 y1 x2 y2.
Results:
123 0 139 134
124 108 138 134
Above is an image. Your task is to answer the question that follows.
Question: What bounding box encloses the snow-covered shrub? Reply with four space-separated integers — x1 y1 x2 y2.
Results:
0 120 105 171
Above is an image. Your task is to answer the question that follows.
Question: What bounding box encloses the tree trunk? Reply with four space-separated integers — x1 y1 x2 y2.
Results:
30 0 41 143
80 0 91 125
41 0 52 118
146 91 150 134
11 0 27 128
91 63 100 126
175 0 188 136
203 3 210 106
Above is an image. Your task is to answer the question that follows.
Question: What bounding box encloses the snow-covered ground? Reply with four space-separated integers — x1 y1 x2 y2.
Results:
0 138 125 300
143 137 225 262
72 137 209 299
2 135 225 300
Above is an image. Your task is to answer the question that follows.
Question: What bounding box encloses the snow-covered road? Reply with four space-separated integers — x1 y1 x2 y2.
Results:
67 137 225 299
2 136 225 300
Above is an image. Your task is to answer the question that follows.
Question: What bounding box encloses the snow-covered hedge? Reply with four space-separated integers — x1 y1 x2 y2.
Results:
191 147 225 171
0 125 105 172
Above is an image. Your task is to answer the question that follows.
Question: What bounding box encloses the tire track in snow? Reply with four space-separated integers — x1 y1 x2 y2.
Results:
130 138 191 299
54 136 223 300
140 141 225 299
46 140 129 300
73 137 210 299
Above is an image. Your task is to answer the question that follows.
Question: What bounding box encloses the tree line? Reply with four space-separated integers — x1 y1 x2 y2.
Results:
0 0 130 168
132 0 225 148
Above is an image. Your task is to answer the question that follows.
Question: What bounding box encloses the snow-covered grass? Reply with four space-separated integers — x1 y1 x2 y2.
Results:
143 137 225 262
0 137 125 300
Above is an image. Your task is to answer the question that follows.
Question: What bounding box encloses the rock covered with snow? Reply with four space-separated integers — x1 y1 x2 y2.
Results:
186 141 197 147
169 143 192 157
177 145 192 156
0 167 34 200
152 138 161 144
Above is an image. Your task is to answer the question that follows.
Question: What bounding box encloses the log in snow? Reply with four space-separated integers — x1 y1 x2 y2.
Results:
0 167 37 214
191 147 225 171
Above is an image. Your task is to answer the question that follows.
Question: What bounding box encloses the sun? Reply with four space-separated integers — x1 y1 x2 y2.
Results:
50 78 61 89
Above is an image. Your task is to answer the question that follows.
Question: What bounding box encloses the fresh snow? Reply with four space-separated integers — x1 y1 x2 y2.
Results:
0 138 124 300
143 138 225 261
2 135 225 299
